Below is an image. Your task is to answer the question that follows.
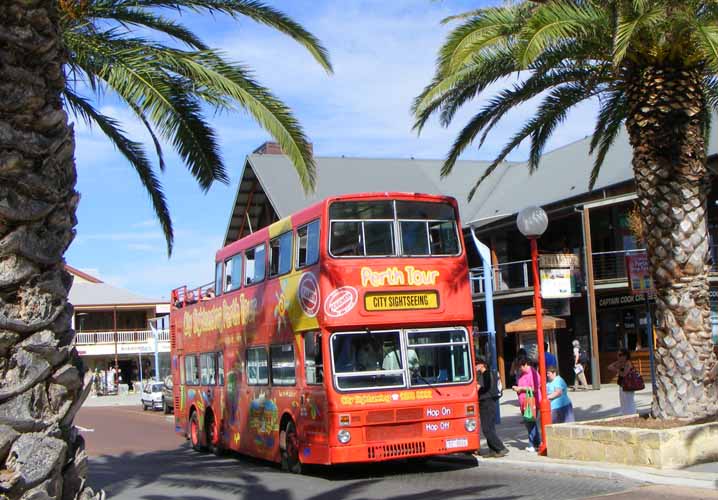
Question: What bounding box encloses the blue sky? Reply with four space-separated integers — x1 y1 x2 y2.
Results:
66 0 599 300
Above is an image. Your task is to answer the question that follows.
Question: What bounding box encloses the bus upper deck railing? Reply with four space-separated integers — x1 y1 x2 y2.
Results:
171 282 215 308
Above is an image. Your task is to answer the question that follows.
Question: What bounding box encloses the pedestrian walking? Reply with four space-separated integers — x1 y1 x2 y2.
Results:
572 340 589 390
475 356 508 457
608 349 637 415
512 356 541 452
546 366 575 423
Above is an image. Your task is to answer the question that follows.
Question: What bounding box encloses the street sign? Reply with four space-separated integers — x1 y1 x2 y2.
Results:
626 253 654 295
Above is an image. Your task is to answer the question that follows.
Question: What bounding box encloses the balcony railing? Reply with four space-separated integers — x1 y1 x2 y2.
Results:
75 329 170 345
470 246 718 296
592 249 645 281
470 259 534 295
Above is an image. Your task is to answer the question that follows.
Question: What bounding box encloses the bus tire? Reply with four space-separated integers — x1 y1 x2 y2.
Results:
280 420 302 474
206 411 223 456
189 411 205 452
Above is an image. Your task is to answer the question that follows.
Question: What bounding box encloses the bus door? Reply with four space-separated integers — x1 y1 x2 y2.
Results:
297 331 328 459
244 346 275 458
198 352 223 447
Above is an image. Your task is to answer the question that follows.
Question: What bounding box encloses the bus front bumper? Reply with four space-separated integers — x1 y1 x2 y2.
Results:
327 433 479 464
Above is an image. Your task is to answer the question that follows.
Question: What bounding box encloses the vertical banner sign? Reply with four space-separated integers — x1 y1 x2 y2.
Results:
626 251 657 393
626 253 654 295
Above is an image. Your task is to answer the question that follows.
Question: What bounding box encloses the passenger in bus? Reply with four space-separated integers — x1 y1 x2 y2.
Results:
203 289 215 301
356 342 382 371
382 348 419 371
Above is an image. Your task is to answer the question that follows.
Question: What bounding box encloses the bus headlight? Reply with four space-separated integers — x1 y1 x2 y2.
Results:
337 429 351 444
465 419 477 432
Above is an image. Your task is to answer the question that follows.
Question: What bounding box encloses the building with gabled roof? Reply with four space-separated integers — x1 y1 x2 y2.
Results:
67 266 170 392
218 129 718 389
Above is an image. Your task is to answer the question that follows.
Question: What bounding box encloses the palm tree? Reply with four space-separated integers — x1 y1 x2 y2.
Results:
414 0 718 420
0 1 329 498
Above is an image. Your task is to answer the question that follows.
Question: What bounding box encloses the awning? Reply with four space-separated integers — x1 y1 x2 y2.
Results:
505 307 567 334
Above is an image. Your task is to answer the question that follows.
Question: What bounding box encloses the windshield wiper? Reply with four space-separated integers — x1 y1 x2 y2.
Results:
413 369 442 396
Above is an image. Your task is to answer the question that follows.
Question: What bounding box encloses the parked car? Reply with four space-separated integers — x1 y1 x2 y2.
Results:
162 376 174 414
141 381 164 411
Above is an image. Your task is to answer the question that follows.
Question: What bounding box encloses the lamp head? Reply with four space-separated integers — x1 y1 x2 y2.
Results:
517 206 548 238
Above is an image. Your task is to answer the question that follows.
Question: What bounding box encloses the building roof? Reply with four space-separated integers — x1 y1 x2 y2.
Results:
66 266 165 307
224 154 518 244
224 125 718 243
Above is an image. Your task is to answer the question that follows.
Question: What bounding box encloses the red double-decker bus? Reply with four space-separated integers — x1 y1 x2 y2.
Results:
169 192 477 472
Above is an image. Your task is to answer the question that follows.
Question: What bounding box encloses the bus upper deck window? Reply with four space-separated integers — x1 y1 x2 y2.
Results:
245 244 266 285
296 220 319 268
270 232 293 277
214 262 223 296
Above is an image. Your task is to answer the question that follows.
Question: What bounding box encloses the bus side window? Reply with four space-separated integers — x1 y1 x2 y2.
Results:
270 232 293 277
270 344 295 385
296 220 320 268
184 354 199 386
245 244 266 286
304 331 323 385
214 262 223 297
247 347 268 385
200 353 216 385
217 352 224 385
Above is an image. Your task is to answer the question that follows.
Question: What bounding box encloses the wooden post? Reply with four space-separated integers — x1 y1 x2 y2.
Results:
581 207 601 387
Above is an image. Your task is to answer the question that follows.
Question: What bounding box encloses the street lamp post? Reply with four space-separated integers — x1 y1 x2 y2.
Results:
517 206 552 456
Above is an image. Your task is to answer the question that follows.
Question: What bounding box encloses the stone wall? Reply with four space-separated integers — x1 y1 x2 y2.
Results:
546 416 718 468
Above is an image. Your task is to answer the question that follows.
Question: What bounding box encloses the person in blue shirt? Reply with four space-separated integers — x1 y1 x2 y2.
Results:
544 342 557 369
546 366 575 423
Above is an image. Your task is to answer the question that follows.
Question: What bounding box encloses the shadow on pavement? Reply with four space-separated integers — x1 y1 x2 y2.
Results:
88 443 510 500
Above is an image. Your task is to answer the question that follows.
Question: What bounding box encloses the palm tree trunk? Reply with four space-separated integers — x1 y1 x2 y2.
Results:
0 2 101 498
626 66 718 419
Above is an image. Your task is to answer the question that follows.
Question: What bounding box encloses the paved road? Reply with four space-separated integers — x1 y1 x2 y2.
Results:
74 406 713 500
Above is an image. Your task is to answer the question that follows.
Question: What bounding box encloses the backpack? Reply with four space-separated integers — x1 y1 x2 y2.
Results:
578 349 588 365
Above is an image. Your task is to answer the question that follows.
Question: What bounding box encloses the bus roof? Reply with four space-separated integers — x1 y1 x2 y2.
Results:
215 192 459 263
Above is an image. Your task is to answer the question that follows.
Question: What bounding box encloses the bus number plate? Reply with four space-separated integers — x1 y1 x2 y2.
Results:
364 291 439 311
445 438 468 449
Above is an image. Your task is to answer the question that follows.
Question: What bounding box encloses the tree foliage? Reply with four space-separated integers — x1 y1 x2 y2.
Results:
414 0 718 198
59 0 332 253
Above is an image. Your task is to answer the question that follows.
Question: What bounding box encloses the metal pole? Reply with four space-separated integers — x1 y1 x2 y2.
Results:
645 297 657 395
150 319 160 381
138 351 143 391
530 238 552 456
470 228 500 423
113 307 119 389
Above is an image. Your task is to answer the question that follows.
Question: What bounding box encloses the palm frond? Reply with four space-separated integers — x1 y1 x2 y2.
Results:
518 1 605 67
67 31 228 189
64 88 174 253
587 90 627 189
613 3 664 65
438 6 524 74
464 82 596 200
128 0 332 73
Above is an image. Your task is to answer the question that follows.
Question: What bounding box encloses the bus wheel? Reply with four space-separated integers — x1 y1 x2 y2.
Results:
281 420 302 474
189 412 205 452
206 412 223 456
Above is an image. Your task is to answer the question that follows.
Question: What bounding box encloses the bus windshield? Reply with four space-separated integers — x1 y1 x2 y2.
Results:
330 328 471 391
329 200 460 257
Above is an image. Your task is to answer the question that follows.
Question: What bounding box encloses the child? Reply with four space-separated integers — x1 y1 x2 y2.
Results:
546 366 575 423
